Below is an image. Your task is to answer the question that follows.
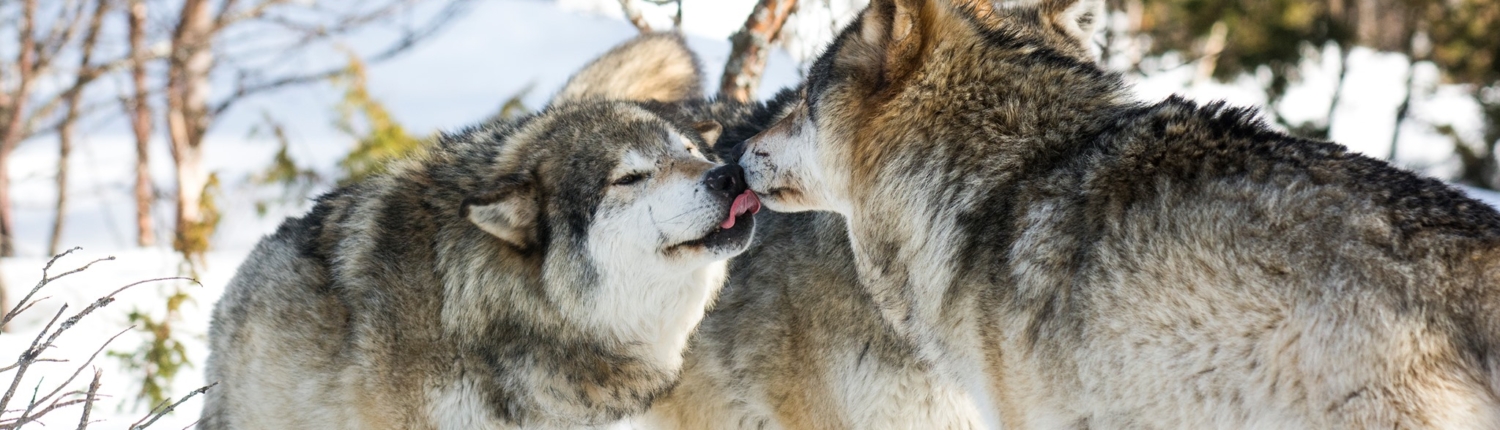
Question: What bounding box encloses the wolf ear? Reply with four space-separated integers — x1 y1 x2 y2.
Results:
465 176 538 250
1042 0 1105 48
857 0 941 85
552 33 704 105
691 120 723 146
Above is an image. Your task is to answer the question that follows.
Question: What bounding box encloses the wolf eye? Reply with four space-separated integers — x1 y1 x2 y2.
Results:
612 172 650 186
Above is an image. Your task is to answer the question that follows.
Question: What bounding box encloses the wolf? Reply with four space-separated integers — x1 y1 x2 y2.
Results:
198 33 763 430
739 0 1500 427
643 89 986 430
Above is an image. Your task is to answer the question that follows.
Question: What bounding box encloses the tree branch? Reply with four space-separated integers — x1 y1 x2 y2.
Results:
208 0 474 117
74 369 101 430
0 250 199 429
128 382 216 430
617 0 653 33
720 0 798 102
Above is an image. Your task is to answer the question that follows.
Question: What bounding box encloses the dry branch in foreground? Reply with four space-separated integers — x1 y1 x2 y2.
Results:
0 248 206 429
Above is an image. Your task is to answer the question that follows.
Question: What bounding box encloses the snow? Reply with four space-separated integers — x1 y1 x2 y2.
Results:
2 0 1498 428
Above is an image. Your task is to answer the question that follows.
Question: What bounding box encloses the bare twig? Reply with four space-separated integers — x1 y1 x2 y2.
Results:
3 247 113 327
4 298 51 325
74 370 101 430
129 383 216 430
1 251 199 429
207 0 475 117
25 327 134 421
0 306 66 417
5 397 90 429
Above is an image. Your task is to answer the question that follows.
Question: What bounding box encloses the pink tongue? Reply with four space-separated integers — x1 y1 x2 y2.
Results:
720 191 763 229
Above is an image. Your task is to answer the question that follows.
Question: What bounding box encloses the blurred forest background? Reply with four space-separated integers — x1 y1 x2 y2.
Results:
0 0 1497 427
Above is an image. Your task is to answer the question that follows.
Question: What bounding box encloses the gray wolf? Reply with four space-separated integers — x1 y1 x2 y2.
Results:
199 33 761 430
643 90 986 429
739 0 1500 427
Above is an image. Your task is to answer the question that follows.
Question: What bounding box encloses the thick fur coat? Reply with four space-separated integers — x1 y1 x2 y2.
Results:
740 0 1500 427
200 34 758 430
646 91 985 430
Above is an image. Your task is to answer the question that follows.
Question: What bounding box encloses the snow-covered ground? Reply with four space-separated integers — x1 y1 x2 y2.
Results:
3 0 1499 427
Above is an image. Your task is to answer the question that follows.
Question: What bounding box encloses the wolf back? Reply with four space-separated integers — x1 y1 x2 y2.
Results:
739 0 1500 427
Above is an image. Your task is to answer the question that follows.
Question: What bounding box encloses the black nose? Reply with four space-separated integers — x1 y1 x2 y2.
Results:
728 139 749 163
704 164 747 198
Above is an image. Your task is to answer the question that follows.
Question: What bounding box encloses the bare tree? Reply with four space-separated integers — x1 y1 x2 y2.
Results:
128 0 155 248
163 0 215 262
0 0 124 257
720 0 798 102
49 0 112 257
0 0 42 257
162 0 474 263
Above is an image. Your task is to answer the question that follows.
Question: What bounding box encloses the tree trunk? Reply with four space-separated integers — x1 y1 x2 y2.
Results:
720 0 798 102
0 161 12 258
0 264 6 333
1388 59 1415 161
617 0 653 33
129 0 154 247
168 135 206 254
49 0 110 257
167 0 215 260
1192 21 1229 87
0 0 40 257
50 118 72 257
1319 42 1353 141
1388 17 1425 162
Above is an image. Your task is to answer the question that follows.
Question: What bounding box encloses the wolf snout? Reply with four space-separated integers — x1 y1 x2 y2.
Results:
704 164 748 199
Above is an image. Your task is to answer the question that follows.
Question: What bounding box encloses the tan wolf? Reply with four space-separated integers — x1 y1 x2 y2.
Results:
739 0 1500 427
643 90 986 430
199 33 762 430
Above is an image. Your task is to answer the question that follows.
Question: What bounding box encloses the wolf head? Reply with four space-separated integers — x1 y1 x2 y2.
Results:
454 34 756 271
434 34 760 372
738 0 1107 213
457 102 754 271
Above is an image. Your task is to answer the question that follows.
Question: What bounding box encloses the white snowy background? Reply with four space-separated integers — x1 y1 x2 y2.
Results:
2 0 1498 427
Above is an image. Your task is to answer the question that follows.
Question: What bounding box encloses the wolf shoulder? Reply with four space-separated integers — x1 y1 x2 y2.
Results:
1062 97 1500 243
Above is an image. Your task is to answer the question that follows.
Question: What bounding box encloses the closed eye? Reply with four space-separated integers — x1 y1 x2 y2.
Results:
612 172 651 186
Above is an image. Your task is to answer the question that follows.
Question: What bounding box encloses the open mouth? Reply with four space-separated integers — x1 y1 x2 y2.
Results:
669 190 762 252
